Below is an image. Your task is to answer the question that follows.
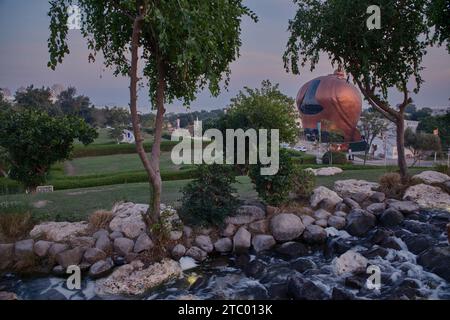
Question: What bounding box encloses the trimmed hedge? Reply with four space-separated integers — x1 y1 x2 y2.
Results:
72 141 179 158
322 151 348 165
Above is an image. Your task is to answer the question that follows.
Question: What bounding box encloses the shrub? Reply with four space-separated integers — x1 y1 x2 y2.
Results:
322 151 348 165
378 172 411 199
88 210 113 232
434 164 450 176
292 168 316 199
72 141 178 158
0 202 34 242
249 149 296 206
179 164 239 227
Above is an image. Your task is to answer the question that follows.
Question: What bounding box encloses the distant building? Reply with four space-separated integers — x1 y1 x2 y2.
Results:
120 129 135 144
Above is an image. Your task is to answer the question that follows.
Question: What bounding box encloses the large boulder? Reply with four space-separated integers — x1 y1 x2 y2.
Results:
109 203 148 239
252 235 276 253
333 250 368 275
310 186 343 208
248 219 269 234
233 227 252 252
225 205 266 225
33 240 53 257
333 179 379 198
95 234 112 253
345 209 376 237
302 225 327 244
194 235 214 253
84 248 107 264
133 233 154 253
89 258 114 279
366 203 386 215
417 246 450 282
29 221 89 242
403 184 450 212
14 239 35 260
379 208 404 227
95 259 182 296
275 241 308 258
214 238 233 253
270 213 305 242
56 247 84 268
113 238 134 256
413 171 450 185
388 201 420 214
306 167 343 176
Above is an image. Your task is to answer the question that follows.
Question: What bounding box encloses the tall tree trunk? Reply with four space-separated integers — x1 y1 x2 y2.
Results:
395 114 408 180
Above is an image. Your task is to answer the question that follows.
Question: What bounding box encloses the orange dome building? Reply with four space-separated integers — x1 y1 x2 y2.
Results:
297 70 363 143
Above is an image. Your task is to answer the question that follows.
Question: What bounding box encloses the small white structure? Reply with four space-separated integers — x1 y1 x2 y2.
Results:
120 129 135 144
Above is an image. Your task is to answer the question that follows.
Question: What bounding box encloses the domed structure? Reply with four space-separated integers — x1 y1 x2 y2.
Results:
297 70 362 142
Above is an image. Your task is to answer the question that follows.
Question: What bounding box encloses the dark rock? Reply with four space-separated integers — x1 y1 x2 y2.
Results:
266 283 289 300
0 244 14 270
244 260 266 278
48 243 69 257
405 213 420 221
403 234 433 255
366 203 386 215
56 247 84 268
320 198 338 212
95 234 112 253
380 237 402 250
14 239 35 260
89 258 114 279
344 275 365 289
288 275 327 300
52 265 65 276
370 228 394 245
343 198 361 210
113 256 126 266
346 209 376 237
275 242 308 258
324 238 353 258
417 246 450 281
388 201 419 214
370 192 386 203
290 258 317 273
83 247 107 264
331 287 355 300
362 246 389 259
302 225 327 244
380 208 404 227
403 220 441 235
351 192 369 204
234 253 251 268
335 202 349 213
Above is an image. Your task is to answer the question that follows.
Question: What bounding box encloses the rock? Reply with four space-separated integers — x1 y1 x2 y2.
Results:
92 229 109 239
109 231 124 240
133 233 154 253
84 248 107 264
345 275 365 289
290 258 317 273
214 238 233 253
56 247 84 268
319 198 339 211
417 246 450 282
333 179 379 198
0 291 18 300
380 237 402 250
248 219 269 234
288 276 327 300
307 167 343 176
69 236 95 249
48 243 69 257
362 247 389 259
370 229 394 245
275 241 308 258
113 238 134 256
366 203 386 215
52 265 65 276
380 208 404 227
351 192 369 204
331 287 355 300
183 226 193 238
315 219 328 228
171 244 186 260
345 209 376 237
333 211 347 218
388 201 420 214
328 216 346 230
89 258 114 279
185 246 207 262
252 235 276 253
333 250 368 275
14 239 34 260
95 234 112 253
335 202 349 213
32 240 52 258
29 221 89 242
244 260 266 278
303 225 327 244
343 198 360 210
225 205 265 225
221 224 236 237
370 192 386 203
0 244 14 269
169 231 183 241
313 209 332 220
95 259 182 296
300 215 315 227
109 203 147 239
233 227 252 252
194 235 214 253
403 184 450 212
270 213 305 242
413 171 450 185
310 186 343 208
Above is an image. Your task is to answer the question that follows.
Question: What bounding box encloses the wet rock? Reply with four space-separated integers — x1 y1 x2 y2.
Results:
413 170 450 185
366 202 386 215
95 259 182 296
244 260 266 278
310 186 343 208
171 244 186 260
370 192 386 203
267 283 289 300
333 250 368 275
14 239 34 260
234 253 251 268
248 219 269 234
113 238 134 256
29 221 89 242
195 235 214 253
84 248 107 264
417 246 450 281
270 213 305 242
328 216 346 230
109 231 124 240
402 220 441 235
388 201 420 214
252 235 276 253
233 227 252 252
345 275 365 289
52 265 65 276
331 287 355 300
362 246 389 259
291 258 316 273
133 233 154 253
0 244 13 269
33 240 52 258
324 238 353 258
186 246 207 262
380 237 402 250
288 276 327 300
95 234 112 253
370 229 394 245
334 179 379 198
345 209 376 237
225 205 265 225
214 238 233 253
113 256 126 266
275 242 308 258
300 215 315 227
403 234 433 255
89 258 114 279
403 184 450 212
380 208 404 227
92 229 109 239
303 225 327 244
343 197 361 210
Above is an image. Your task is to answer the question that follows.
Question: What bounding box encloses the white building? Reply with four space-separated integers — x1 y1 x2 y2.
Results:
120 129 135 144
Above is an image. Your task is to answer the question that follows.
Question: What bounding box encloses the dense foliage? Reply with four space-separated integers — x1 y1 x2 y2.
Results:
322 151 348 165
417 111 450 149
404 127 441 165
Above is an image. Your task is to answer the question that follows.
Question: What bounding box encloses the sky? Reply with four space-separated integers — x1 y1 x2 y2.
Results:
0 0 449 114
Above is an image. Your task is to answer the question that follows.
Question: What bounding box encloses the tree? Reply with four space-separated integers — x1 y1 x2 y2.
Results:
57 86 93 122
427 0 450 52
284 0 436 180
105 107 130 128
0 110 97 191
358 110 388 165
417 111 450 149
404 127 441 166
14 85 61 116
48 0 256 223
0 146 9 178
109 126 125 144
